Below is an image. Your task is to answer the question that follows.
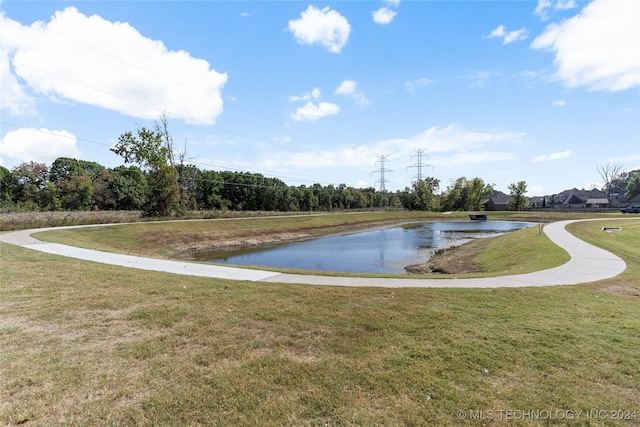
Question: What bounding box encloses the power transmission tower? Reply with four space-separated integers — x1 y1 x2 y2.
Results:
372 154 392 193
406 148 432 183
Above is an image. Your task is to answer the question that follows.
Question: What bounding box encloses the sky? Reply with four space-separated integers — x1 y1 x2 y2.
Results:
1 0 639 196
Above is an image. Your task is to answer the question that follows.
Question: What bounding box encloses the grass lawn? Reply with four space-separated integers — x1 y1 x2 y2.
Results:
1 213 639 426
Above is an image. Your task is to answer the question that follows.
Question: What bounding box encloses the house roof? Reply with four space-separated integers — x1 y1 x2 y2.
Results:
554 188 609 205
486 190 510 204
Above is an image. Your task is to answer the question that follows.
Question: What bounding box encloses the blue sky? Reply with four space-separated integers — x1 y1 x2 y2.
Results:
1 0 638 196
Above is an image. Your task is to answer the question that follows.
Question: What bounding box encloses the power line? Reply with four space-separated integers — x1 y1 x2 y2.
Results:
406 148 432 183
372 154 392 193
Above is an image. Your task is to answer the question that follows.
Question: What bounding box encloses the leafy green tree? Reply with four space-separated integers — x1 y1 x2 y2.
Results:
49 157 104 183
113 166 148 210
0 166 17 207
61 175 94 210
312 183 332 211
298 185 319 211
195 169 228 210
441 177 494 211
507 181 528 211
625 169 640 200
92 169 118 210
48 157 103 210
11 161 54 210
111 127 180 216
408 177 440 211
93 166 147 211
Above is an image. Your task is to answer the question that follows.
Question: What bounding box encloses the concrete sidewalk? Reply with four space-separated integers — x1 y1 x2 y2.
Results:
1 218 633 288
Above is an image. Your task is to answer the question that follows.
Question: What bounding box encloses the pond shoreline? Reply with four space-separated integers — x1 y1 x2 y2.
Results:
191 221 534 275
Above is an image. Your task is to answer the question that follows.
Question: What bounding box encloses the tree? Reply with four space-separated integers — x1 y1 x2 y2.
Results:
0 166 17 207
507 181 528 211
597 162 625 195
441 177 494 211
111 126 180 216
49 157 103 210
407 177 440 211
11 161 56 210
625 169 640 200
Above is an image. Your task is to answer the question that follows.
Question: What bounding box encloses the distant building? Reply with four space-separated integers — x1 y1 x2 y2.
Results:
484 190 511 211
548 188 609 209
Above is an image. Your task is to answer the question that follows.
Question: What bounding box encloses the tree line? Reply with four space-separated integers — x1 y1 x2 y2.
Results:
0 154 515 215
0 119 500 215
7 119 592 216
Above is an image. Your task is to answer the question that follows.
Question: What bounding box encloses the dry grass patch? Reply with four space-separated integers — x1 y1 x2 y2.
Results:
2 214 639 426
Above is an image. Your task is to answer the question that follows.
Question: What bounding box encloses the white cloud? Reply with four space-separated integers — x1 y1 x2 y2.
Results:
335 80 370 105
535 0 578 20
403 78 434 93
290 101 340 121
532 0 640 92
464 71 493 88
556 0 578 11
0 16 37 116
534 0 553 18
372 7 397 25
269 124 524 170
532 150 571 162
288 6 350 53
335 80 356 96
527 184 545 196
0 7 227 124
486 25 528 44
289 87 322 102
0 127 81 164
552 100 566 106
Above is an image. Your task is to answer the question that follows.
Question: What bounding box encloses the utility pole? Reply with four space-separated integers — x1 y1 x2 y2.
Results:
406 148 432 183
372 154 392 193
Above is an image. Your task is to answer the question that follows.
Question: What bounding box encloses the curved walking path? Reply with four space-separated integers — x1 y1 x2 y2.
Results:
0 218 633 288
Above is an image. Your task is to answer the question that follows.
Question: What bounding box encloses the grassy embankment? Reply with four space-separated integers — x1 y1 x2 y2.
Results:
30 210 605 277
1 212 638 426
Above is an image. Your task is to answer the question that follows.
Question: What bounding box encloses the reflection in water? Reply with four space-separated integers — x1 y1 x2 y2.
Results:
193 221 535 274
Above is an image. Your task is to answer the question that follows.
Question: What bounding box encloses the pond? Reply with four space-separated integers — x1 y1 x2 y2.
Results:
193 220 536 274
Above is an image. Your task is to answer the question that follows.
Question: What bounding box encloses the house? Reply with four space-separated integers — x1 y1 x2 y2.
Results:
549 188 610 209
526 196 550 209
607 186 628 208
484 190 511 211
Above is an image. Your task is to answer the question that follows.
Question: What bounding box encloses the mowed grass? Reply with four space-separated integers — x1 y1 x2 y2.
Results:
1 215 639 426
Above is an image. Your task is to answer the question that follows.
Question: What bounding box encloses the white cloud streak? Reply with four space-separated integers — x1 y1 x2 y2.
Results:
486 25 528 44
290 102 340 121
289 87 322 102
403 78 434 93
531 150 571 162
267 124 524 170
531 0 640 91
535 0 578 20
335 80 370 105
0 7 227 124
288 6 350 53
0 127 81 165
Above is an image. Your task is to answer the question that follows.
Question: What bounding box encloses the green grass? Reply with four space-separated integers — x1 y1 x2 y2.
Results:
1 214 639 426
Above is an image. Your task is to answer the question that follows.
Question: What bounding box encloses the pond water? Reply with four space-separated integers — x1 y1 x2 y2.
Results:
194 220 536 274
